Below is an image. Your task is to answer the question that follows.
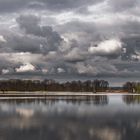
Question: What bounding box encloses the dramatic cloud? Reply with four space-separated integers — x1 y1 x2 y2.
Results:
16 63 35 73
39 0 104 12
16 15 63 52
88 39 123 57
0 0 29 13
0 0 140 84
57 67 65 73
2 69 10 74
109 0 138 11
0 0 104 13
0 35 7 43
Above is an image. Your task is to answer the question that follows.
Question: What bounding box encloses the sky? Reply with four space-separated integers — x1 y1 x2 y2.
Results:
0 0 140 85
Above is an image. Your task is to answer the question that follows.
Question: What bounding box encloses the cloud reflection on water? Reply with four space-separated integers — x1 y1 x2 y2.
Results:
0 95 139 140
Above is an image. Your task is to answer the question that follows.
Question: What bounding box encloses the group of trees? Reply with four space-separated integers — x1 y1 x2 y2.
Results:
123 82 140 93
46 79 109 92
0 79 109 92
3 78 140 94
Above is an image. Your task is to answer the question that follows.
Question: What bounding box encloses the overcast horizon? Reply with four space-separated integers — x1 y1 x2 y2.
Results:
0 0 140 86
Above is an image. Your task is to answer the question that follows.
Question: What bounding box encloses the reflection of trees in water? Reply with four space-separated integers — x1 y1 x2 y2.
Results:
1 109 140 140
58 95 108 105
87 95 108 105
0 95 108 106
2 97 140 140
123 95 140 104
1 95 109 105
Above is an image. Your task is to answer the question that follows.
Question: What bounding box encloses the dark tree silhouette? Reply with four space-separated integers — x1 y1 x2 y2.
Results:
0 79 109 93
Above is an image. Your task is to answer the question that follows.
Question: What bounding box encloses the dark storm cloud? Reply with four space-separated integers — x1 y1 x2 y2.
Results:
117 20 140 36
57 20 97 34
41 0 103 11
121 36 140 61
16 15 40 33
0 0 104 13
0 0 138 14
3 34 47 53
16 15 63 52
0 0 30 13
109 0 138 12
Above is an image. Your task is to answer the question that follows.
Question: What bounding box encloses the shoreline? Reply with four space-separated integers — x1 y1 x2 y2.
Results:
0 91 139 100
0 91 129 95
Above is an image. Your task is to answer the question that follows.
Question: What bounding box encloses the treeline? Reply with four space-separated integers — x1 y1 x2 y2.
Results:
123 82 140 93
0 79 109 92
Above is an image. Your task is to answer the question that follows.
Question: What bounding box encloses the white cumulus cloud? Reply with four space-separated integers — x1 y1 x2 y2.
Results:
88 39 123 56
2 69 10 74
16 63 35 73
0 35 7 43
57 67 65 73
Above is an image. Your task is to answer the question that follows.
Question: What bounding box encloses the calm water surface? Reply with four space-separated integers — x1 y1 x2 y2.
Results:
0 94 140 140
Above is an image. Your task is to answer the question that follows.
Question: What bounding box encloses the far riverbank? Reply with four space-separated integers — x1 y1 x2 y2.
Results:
0 91 138 100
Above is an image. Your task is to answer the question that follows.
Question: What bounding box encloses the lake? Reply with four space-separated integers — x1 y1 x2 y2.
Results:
0 94 140 140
